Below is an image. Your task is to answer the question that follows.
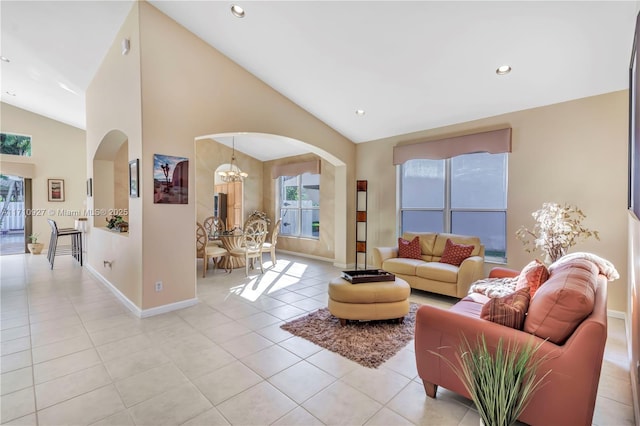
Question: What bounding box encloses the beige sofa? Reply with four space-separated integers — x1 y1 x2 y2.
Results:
373 232 485 298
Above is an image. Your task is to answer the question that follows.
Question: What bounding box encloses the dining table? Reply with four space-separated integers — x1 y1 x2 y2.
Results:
216 232 245 270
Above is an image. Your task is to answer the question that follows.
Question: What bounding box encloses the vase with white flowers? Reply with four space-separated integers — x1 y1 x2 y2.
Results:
516 202 599 264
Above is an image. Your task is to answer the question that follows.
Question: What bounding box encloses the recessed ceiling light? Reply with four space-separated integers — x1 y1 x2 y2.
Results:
231 4 245 18
5 91 16 96
1 56 10 63
355 109 366 116
496 65 512 75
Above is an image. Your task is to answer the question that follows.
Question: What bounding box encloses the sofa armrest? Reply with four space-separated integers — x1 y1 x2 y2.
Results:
489 267 519 279
372 246 398 268
455 255 485 298
414 304 560 394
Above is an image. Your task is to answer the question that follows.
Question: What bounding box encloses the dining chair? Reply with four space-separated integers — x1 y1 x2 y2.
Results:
196 223 229 277
261 217 281 266
228 218 268 276
203 216 225 247
243 210 269 230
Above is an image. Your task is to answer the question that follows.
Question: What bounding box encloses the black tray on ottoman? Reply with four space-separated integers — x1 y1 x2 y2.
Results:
341 269 395 284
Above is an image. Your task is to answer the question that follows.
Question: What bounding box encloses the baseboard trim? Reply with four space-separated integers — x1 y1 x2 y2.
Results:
86 264 198 318
607 309 626 320
139 298 198 318
86 264 142 317
277 249 334 264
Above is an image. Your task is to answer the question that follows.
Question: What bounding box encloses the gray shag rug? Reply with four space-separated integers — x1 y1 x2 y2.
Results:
280 303 419 368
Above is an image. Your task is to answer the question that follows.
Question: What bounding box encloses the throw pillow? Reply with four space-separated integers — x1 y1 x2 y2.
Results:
398 236 422 259
481 287 531 329
439 238 475 266
515 259 550 298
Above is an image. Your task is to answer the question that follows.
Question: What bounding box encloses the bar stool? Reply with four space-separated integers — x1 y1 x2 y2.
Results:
46 219 83 269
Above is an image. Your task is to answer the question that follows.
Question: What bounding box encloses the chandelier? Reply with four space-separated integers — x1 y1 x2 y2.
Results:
218 137 248 183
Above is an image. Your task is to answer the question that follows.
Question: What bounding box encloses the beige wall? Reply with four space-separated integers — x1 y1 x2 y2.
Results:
358 91 629 312
195 138 263 226
629 211 640 418
86 4 143 308
86 2 356 313
0 103 86 245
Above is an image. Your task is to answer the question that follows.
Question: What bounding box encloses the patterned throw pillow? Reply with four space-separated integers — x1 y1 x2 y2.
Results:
481 287 531 329
439 238 475 266
515 259 550 298
398 236 422 259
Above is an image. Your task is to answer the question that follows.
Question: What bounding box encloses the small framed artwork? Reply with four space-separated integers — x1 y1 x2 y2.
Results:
129 159 140 198
47 179 65 202
153 154 188 204
86 178 92 197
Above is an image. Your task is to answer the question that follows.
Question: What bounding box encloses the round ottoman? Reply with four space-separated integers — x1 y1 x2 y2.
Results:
328 277 411 325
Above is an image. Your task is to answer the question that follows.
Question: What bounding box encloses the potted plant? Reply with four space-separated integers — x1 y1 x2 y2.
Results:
432 335 550 426
105 215 128 232
27 233 44 254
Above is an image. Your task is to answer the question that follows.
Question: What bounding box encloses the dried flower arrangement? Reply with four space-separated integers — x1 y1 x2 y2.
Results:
516 202 599 264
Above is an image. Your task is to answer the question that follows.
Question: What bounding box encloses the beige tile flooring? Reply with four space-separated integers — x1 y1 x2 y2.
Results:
0 252 636 426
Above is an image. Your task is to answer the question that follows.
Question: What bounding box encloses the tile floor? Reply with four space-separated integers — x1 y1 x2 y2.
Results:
0 252 636 426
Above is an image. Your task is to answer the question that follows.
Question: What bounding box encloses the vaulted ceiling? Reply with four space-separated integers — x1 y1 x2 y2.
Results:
1 1 636 159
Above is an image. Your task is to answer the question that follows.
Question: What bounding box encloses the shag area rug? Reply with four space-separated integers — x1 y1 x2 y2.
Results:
280 303 420 368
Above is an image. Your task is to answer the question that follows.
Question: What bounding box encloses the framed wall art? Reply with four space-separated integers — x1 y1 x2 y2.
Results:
153 154 188 204
47 178 65 202
129 159 139 198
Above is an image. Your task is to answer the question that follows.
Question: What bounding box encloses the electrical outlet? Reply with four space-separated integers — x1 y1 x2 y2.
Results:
155 281 163 292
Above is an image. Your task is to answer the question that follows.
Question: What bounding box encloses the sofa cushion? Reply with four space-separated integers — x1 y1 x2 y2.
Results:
524 258 598 344
481 287 531 329
402 232 437 257
451 294 487 318
416 262 458 283
433 233 482 259
382 258 423 276
515 259 550 297
439 238 475 266
398 236 422 259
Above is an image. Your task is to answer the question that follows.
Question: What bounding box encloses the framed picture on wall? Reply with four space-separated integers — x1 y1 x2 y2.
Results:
129 159 139 198
153 154 188 204
47 179 65 202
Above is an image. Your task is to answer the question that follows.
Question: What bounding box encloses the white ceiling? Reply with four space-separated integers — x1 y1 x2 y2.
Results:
1 1 637 160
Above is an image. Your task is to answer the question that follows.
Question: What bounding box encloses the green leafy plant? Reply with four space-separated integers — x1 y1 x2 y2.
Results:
28 233 39 244
106 215 127 230
432 335 550 426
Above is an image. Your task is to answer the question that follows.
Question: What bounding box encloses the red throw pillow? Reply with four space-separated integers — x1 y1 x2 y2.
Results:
481 287 531 329
439 238 474 266
398 236 422 259
515 259 550 298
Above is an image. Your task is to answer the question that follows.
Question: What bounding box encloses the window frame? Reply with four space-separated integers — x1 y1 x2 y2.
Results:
399 153 508 262
277 173 320 239
0 132 32 157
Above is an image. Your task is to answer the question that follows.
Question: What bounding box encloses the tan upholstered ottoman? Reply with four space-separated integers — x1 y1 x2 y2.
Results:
328 277 411 325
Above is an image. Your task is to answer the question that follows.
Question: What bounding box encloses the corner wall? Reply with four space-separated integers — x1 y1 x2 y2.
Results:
0 103 86 246
357 91 629 312
87 2 356 313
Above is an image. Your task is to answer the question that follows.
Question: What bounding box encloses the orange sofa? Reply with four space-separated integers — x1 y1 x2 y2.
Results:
415 258 608 426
